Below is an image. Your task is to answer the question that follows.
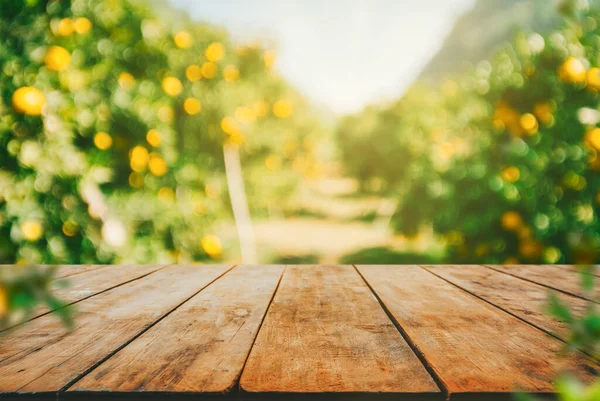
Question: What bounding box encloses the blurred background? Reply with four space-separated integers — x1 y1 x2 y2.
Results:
1 0 600 266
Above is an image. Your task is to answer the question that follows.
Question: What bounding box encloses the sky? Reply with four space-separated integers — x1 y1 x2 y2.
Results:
169 0 475 114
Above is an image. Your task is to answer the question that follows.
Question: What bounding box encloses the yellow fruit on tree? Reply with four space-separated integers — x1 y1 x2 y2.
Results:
501 211 522 231
201 62 217 79
533 102 554 125
519 113 538 135
559 57 586 83
185 65 202 82
56 18 74 36
201 234 222 257
183 98 201 115
162 76 183 96
587 67 600 90
221 117 239 135
21 220 43 241
0 285 7 318
273 100 293 118
502 166 520 183
44 46 71 71
205 42 224 62
94 132 112 150
585 128 600 151
12 87 45 116
174 31 193 49
130 146 149 172
146 129 161 147
148 154 167 176
118 72 135 89
74 17 92 34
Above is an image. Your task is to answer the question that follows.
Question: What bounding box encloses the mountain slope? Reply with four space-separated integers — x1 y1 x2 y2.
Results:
419 0 560 80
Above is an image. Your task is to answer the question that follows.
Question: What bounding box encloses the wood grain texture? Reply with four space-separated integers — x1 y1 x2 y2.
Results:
423 265 589 341
0 264 106 280
240 265 439 394
554 265 600 278
51 264 166 304
71 264 283 394
486 265 600 302
53 265 108 279
16 265 167 326
357 265 599 396
0 264 232 393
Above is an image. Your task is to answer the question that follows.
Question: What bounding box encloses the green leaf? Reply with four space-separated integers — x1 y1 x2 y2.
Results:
548 293 573 323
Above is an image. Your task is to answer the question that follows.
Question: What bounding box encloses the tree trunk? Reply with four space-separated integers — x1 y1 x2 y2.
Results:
223 144 258 263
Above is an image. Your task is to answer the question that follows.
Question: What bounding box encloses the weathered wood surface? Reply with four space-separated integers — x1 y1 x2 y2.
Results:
423 264 589 340
0 264 106 279
0 264 597 400
356 265 598 397
555 264 600 278
50 264 166 306
72 264 283 394
487 264 600 302
240 265 439 394
53 264 109 279
16 264 166 326
0 264 232 393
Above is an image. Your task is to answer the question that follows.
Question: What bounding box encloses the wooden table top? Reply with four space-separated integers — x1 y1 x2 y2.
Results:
0 264 598 400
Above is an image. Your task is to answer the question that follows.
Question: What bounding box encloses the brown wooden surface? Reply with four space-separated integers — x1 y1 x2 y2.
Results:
18 264 166 325
240 265 439 394
423 264 589 340
356 265 598 396
0 264 597 400
71 264 283 394
555 264 600 278
53 264 108 279
487 264 600 302
0 264 232 393
52 264 166 301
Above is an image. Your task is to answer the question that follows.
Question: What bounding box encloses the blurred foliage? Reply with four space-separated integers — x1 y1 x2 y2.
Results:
0 0 329 265
273 253 321 265
0 265 72 330
338 0 600 264
339 247 441 265
517 266 599 401
548 266 600 359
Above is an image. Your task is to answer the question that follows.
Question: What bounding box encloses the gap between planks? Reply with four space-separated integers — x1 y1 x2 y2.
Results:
59 264 238 393
4 265 588 400
420 265 596 361
352 264 450 400
234 266 287 393
0 264 172 335
484 265 599 304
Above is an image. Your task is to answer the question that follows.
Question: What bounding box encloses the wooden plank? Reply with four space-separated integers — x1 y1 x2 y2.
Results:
1 265 167 333
486 265 600 302
71 264 284 394
53 265 108 279
51 264 166 304
240 265 439 395
0 264 233 393
0 264 106 280
356 265 599 397
554 265 600 278
423 265 590 341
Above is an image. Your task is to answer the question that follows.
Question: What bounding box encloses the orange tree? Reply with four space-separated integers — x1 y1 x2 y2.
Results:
0 0 324 264
338 1 600 263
